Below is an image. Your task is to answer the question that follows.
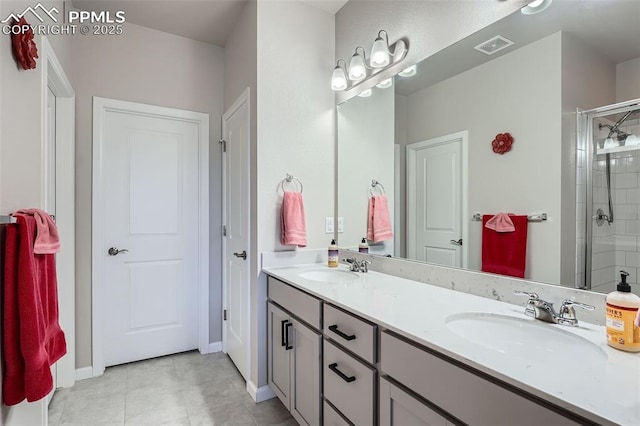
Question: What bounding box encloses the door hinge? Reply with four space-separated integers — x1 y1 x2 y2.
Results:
219 139 227 152
223 309 227 321
223 225 227 237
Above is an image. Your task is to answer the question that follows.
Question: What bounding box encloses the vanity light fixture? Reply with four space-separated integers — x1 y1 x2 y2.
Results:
398 64 417 77
521 0 552 15
331 30 408 92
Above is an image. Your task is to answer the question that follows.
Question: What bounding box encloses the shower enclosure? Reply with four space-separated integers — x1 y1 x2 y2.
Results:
579 99 640 295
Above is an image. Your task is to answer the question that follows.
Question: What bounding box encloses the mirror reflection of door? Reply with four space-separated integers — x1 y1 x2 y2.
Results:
406 132 467 267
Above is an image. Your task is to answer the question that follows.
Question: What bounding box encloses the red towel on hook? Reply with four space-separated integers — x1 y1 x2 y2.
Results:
481 214 528 279
3 214 67 405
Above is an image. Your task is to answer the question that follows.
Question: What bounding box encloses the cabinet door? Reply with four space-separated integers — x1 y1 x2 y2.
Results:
290 318 322 426
380 378 450 426
268 302 291 408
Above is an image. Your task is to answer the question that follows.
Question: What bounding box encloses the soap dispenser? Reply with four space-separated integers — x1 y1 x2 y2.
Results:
359 238 369 254
328 239 339 268
606 271 640 352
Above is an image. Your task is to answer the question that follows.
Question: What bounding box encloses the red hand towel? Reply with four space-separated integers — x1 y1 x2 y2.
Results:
281 191 307 247
15 208 60 254
481 214 528 279
366 195 393 243
3 214 67 405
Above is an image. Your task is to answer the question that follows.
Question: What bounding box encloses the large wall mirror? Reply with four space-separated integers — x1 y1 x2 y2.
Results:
337 0 640 293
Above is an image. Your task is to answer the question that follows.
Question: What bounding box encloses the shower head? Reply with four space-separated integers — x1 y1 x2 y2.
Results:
599 109 639 142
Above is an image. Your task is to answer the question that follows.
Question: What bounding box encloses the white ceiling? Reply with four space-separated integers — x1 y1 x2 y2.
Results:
71 0 349 47
72 0 249 47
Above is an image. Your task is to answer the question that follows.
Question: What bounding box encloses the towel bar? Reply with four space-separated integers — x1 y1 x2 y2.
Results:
472 212 547 222
281 173 303 193
0 215 17 224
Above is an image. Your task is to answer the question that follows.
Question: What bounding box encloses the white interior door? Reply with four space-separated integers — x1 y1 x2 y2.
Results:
407 132 466 267
100 105 201 367
222 89 250 380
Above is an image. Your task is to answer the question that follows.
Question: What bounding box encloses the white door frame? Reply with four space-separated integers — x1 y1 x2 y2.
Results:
41 36 76 389
221 88 251 381
91 97 210 376
406 131 469 268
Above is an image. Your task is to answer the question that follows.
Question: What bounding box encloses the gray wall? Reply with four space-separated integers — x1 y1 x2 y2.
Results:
72 22 225 368
254 0 335 389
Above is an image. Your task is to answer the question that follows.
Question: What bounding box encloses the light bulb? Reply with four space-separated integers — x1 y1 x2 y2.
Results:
370 37 390 68
521 0 552 15
398 65 417 77
358 88 372 98
625 134 639 146
331 65 348 91
348 53 367 81
376 78 393 89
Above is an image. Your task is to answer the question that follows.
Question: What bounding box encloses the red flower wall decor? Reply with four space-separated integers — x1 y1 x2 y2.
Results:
11 17 38 70
492 132 514 155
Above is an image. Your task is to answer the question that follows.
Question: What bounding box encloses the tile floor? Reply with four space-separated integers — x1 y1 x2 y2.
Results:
49 351 296 426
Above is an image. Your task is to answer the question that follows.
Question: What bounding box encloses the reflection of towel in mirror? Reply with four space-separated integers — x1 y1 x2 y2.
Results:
367 195 393 243
484 212 515 233
281 191 307 247
481 214 528 278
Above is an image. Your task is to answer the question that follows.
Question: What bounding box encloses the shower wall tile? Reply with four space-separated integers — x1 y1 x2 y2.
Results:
627 252 640 268
616 173 637 188
627 189 638 203
626 221 640 235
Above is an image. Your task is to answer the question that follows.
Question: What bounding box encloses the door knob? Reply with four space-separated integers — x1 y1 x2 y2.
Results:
449 238 463 246
108 247 129 256
233 250 247 260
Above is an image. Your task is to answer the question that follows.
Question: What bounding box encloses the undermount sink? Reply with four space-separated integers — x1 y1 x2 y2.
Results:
446 313 607 365
298 269 360 283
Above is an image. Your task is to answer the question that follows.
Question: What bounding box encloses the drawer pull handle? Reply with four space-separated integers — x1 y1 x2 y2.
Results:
329 324 356 341
281 320 288 347
328 363 356 383
285 322 293 350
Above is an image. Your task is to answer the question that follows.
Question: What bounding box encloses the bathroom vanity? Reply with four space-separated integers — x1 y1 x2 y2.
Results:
263 263 640 426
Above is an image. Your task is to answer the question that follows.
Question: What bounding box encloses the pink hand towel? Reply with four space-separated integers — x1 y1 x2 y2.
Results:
14 209 60 254
366 195 393 243
485 212 515 233
281 191 307 247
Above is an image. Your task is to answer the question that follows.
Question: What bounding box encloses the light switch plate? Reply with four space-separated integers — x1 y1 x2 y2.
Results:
337 217 344 233
325 217 334 233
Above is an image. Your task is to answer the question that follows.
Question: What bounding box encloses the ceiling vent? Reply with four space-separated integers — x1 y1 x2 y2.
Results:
474 35 515 55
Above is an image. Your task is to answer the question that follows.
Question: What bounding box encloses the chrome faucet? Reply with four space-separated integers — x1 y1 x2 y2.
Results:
343 258 371 273
514 291 595 327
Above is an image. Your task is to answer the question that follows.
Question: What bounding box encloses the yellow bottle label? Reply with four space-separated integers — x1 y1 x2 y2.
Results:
606 303 640 350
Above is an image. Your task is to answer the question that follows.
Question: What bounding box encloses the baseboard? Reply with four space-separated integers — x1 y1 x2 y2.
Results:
247 380 276 403
75 367 94 381
208 341 222 353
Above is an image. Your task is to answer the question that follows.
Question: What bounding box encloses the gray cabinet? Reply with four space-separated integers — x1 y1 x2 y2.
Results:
267 279 322 426
380 331 580 426
380 377 451 426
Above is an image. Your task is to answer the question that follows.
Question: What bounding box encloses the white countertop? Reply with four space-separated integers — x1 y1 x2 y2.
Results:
263 263 640 426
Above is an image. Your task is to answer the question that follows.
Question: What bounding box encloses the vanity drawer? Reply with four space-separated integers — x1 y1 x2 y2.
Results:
323 400 353 426
268 277 322 330
324 303 377 364
324 339 376 426
380 331 579 426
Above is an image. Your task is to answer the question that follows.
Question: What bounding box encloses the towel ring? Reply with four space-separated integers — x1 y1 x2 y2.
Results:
281 174 303 193
369 179 385 196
